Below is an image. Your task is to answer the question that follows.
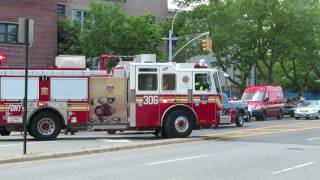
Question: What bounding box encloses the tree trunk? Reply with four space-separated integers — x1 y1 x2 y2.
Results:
267 66 273 85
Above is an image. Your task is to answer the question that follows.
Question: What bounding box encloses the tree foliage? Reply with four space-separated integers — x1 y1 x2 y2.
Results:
80 2 163 59
57 17 82 55
163 0 320 93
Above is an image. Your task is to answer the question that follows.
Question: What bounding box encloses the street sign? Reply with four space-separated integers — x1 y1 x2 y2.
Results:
18 18 34 45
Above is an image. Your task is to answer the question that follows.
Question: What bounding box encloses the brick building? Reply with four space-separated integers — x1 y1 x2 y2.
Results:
0 0 171 68
60 0 169 24
0 0 64 68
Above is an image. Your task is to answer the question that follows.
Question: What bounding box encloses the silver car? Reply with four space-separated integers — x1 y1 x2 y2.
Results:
294 100 320 120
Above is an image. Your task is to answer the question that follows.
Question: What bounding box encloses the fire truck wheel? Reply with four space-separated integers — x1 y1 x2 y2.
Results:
106 130 117 135
161 128 168 138
0 130 11 136
236 113 244 127
164 110 193 138
30 112 62 140
28 126 35 137
277 110 283 120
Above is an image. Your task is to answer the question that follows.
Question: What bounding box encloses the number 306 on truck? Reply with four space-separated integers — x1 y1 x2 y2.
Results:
0 54 238 140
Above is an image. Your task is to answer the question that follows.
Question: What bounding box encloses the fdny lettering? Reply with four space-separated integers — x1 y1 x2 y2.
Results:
143 96 159 105
8 104 22 112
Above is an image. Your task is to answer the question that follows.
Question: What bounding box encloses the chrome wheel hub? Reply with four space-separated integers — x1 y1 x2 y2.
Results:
174 116 189 133
37 118 55 136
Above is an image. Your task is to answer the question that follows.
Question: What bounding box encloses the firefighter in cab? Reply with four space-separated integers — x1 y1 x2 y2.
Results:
195 59 209 91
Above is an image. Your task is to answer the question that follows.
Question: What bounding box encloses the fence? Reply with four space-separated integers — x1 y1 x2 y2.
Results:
284 91 320 100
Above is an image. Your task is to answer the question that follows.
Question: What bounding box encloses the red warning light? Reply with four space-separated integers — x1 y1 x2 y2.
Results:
0 54 6 64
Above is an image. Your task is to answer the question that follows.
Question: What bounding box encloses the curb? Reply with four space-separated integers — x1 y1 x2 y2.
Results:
0 138 203 165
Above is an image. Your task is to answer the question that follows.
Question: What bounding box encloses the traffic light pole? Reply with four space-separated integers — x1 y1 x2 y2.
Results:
168 30 173 62
168 10 180 62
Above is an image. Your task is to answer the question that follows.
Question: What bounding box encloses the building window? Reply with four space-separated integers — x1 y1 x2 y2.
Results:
57 4 66 16
0 23 18 44
72 9 93 26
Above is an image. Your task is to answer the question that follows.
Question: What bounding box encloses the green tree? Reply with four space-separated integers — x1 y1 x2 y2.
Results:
163 0 256 91
273 0 320 94
80 2 163 60
163 0 320 93
57 17 82 54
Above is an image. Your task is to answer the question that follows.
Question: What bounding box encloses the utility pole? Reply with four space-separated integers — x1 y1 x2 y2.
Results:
23 18 29 155
18 17 34 155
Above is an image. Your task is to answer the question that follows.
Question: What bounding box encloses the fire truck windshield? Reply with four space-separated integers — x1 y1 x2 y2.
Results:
213 72 222 94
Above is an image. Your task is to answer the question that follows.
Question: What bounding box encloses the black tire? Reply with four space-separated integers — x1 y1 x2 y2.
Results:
290 112 294 118
28 126 35 137
260 111 267 121
295 117 300 120
29 112 62 140
306 117 309 120
0 130 11 136
236 113 244 127
106 130 117 135
164 109 194 138
212 124 219 128
277 110 283 120
161 128 168 138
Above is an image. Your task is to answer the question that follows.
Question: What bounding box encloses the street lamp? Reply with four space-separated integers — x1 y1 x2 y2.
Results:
168 10 180 62
168 1 208 62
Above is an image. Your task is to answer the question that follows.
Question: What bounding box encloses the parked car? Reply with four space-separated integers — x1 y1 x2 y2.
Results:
283 96 303 117
220 94 248 127
241 86 285 121
294 100 320 120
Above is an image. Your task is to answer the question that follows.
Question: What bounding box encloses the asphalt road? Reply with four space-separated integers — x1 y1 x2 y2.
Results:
0 118 320 180
0 118 307 157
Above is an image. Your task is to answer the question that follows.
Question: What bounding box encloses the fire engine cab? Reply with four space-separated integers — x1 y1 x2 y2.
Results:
0 54 228 140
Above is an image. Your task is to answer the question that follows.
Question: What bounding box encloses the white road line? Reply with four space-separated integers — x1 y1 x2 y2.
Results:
273 162 315 175
103 139 132 143
146 154 211 166
0 141 55 148
307 137 320 141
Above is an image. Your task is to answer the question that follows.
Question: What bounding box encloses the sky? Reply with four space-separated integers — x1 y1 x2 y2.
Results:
167 0 209 11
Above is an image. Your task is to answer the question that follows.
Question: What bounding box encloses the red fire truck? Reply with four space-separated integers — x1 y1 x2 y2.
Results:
0 54 237 140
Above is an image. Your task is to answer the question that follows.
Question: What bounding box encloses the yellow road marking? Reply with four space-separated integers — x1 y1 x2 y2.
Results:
205 121 320 139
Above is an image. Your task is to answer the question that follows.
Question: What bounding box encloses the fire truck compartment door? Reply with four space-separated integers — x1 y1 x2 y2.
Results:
135 65 160 127
1 77 39 100
89 77 128 124
51 78 88 100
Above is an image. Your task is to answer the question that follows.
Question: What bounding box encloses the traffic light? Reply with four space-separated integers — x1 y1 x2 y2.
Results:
0 54 6 65
202 36 213 52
